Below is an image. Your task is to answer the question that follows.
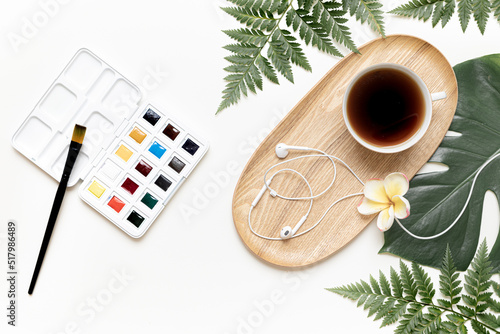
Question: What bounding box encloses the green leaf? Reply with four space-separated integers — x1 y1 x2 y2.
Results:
441 0 456 26
412 262 435 304
471 319 490 334
354 0 386 36
286 8 343 56
493 0 500 22
457 305 475 318
329 244 500 334
255 54 279 84
223 43 261 56
395 303 424 333
276 29 312 72
390 0 442 22
458 0 473 31
221 7 278 31
439 245 462 307
391 266 404 298
446 313 465 324
381 301 407 327
315 0 360 53
268 30 294 82
400 260 418 300
379 270 392 297
380 54 500 273
223 28 269 46
471 0 491 34
462 240 493 314
477 313 500 329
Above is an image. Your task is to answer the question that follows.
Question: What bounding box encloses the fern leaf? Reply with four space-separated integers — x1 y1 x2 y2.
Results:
367 296 385 317
303 0 315 11
286 8 342 56
381 301 407 327
315 0 360 53
446 313 466 325
442 0 456 26
255 54 279 83
395 303 424 334
354 0 386 36
419 307 444 334
391 266 404 298
374 298 396 321
457 304 476 318
471 319 490 334
462 240 493 316
223 28 269 46
390 0 442 22
400 260 418 301
221 7 278 32
223 43 261 57
432 1 445 26
412 262 435 304
225 55 255 65
493 0 500 21
370 274 382 295
343 0 361 16
472 0 491 34
379 270 392 297
477 313 500 329
440 245 462 308
458 0 473 31
225 0 257 9
268 31 294 82
276 29 312 72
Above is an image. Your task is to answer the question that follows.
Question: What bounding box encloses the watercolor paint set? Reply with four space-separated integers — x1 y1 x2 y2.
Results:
12 49 208 238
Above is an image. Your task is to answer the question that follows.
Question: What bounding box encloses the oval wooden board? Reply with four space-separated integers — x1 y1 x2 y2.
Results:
232 35 458 267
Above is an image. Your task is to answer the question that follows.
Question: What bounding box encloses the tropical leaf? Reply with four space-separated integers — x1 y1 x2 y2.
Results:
380 54 500 273
329 242 500 334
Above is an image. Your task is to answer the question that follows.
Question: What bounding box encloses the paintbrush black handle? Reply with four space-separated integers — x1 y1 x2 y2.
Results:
28 142 81 295
28 177 69 294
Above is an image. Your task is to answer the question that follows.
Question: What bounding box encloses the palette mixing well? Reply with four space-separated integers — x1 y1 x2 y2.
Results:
12 49 208 238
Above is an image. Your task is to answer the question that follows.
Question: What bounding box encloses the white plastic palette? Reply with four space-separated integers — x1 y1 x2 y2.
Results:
12 49 208 238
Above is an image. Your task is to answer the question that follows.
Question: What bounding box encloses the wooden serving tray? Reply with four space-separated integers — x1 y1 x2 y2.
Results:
232 35 458 267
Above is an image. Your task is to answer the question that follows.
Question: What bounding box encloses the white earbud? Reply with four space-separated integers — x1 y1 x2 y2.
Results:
275 143 311 159
280 215 308 240
280 226 293 239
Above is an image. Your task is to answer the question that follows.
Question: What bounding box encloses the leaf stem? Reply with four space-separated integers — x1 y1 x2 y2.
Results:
404 296 499 332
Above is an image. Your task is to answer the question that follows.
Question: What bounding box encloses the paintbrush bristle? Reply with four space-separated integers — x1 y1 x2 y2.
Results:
71 124 86 144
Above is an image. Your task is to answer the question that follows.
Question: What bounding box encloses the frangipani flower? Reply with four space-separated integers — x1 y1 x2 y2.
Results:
358 173 410 231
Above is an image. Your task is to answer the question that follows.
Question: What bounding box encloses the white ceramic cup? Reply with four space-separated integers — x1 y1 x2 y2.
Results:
342 63 446 154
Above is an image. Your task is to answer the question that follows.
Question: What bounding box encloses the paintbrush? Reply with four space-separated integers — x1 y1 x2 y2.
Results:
28 124 87 295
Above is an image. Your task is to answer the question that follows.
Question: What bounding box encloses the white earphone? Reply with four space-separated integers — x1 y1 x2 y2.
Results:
249 142 499 241
248 143 364 240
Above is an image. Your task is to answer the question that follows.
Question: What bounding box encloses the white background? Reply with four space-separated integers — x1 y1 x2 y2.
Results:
1 1 500 333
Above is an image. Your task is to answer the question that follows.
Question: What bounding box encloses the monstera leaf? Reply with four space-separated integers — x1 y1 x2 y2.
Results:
380 54 500 272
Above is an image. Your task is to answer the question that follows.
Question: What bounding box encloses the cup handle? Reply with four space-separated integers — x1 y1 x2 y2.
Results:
431 91 447 101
